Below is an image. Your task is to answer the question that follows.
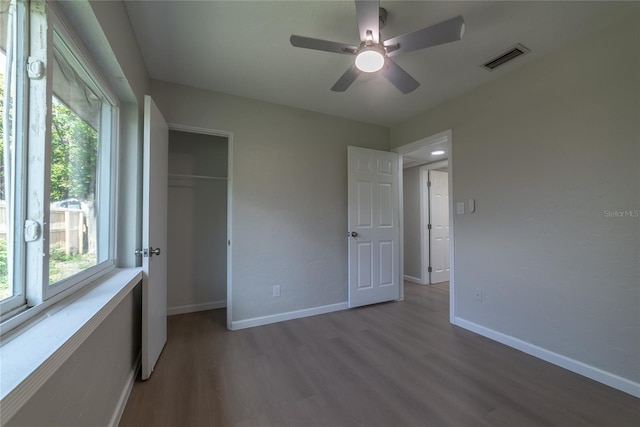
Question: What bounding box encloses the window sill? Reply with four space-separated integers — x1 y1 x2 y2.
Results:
0 268 142 422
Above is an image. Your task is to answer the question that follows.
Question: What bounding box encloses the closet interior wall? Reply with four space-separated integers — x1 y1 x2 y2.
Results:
167 130 228 315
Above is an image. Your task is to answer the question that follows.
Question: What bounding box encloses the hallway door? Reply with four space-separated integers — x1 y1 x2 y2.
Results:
429 170 449 284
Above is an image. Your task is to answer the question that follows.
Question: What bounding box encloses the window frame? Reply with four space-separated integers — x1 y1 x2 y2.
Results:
42 23 118 301
0 0 120 325
0 0 28 317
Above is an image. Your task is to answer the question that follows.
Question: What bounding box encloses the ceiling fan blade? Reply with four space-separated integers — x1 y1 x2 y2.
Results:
384 15 465 57
290 35 358 55
355 0 380 44
331 65 361 92
380 58 420 94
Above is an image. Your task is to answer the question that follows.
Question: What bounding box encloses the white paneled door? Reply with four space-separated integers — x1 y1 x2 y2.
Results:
347 146 400 308
429 170 450 284
141 95 169 380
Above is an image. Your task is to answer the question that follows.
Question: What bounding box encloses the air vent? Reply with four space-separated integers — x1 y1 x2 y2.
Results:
483 44 530 71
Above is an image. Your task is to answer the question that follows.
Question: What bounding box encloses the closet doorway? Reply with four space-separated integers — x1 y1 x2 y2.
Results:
166 129 229 316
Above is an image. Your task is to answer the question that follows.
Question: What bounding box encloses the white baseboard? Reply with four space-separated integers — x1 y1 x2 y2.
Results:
108 352 141 427
167 300 226 316
231 302 348 330
454 317 640 398
404 274 426 285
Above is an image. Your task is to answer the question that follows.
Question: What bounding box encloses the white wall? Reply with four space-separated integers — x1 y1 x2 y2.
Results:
403 166 422 281
117 102 144 269
167 131 228 313
151 81 390 324
60 0 149 105
391 15 640 387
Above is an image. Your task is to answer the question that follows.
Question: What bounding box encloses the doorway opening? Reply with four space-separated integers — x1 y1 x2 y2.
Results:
393 130 455 322
166 125 233 328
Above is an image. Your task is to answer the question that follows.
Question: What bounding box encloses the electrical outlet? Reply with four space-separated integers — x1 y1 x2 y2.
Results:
474 289 483 301
272 285 281 297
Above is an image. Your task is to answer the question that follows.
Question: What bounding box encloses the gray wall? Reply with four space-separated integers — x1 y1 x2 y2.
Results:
391 15 640 383
167 131 228 311
403 166 422 281
7 285 142 427
150 81 390 323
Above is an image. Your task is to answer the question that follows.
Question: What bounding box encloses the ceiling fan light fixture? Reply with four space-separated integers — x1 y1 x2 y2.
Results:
355 47 385 73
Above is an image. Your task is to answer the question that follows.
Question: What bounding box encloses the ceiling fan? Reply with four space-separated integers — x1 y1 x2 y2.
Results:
290 0 465 94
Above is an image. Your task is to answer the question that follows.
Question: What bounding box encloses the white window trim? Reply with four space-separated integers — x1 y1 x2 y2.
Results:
23 0 52 307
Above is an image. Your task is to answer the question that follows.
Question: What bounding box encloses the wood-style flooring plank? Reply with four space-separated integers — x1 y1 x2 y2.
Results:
119 283 640 426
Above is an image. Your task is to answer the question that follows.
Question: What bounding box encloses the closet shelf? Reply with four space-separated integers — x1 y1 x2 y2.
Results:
168 173 228 181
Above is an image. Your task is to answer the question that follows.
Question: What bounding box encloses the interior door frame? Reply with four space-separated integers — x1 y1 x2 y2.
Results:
420 161 449 284
166 123 234 330
392 129 456 323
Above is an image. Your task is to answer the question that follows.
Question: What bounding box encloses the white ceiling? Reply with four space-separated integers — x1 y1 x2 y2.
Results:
124 0 638 127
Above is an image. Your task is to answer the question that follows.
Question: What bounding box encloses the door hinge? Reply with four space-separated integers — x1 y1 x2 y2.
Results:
427 224 432 230
427 181 431 188
428 266 432 273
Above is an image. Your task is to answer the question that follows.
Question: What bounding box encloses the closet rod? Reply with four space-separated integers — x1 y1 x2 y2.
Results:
168 173 228 181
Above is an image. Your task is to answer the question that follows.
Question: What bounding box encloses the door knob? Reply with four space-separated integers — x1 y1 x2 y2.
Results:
348 231 358 237
149 247 161 257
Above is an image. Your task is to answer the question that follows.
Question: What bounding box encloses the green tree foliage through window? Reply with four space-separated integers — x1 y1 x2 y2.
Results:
0 73 4 200
0 65 10 299
48 97 99 284
50 97 97 204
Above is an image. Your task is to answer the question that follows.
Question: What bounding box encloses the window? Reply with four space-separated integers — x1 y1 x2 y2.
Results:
0 1 118 321
0 0 26 316
47 31 114 290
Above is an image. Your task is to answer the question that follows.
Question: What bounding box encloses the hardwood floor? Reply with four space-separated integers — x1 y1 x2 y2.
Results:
119 283 640 426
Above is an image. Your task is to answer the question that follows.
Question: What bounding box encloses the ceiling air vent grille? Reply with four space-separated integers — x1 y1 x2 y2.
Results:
483 44 530 71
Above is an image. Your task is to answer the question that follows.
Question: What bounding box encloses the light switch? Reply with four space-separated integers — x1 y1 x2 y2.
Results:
457 202 465 215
